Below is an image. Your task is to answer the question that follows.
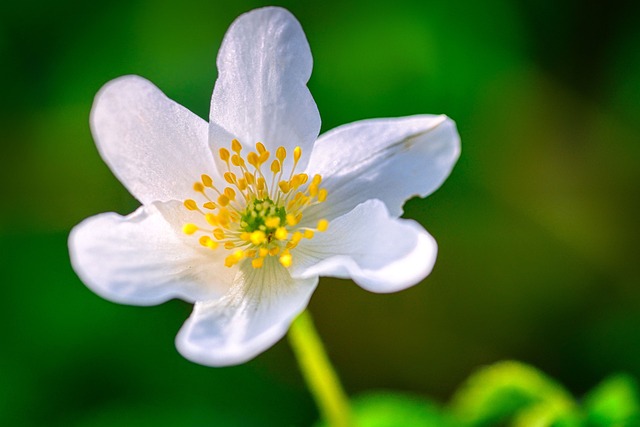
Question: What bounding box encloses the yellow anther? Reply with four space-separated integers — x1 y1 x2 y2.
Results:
279 181 290 194
224 250 244 267
224 187 236 200
250 230 266 245
219 148 230 162
286 213 298 227
252 257 264 269
193 182 205 192
246 250 257 258
231 154 244 167
276 146 286 162
244 172 255 185
269 246 280 256
317 219 329 232
259 151 270 164
309 184 318 197
247 151 259 167
237 178 248 191
256 142 266 155
184 199 198 210
259 247 269 258
203 202 216 210
199 236 218 249
231 139 242 153
224 241 236 249
224 172 237 184
213 228 225 240
290 175 302 189
279 251 292 268
265 217 281 228
318 189 328 202
257 177 266 191
312 174 322 185
303 230 314 239
217 194 230 206
291 231 303 245
293 146 302 162
183 223 198 235
299 173 308 184
240 232 251 241
275 227 288 241
271 160 281 174
205 214 218 226
201 174 213 187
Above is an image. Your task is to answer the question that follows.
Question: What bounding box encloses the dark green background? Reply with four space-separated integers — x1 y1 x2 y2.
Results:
1 0 639 425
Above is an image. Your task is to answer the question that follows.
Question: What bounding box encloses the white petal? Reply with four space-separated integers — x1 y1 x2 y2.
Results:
209 7 320 171
91 75 219 204
69 201 234 305
176 257 318 366
291 199 437 293
304 115 460 220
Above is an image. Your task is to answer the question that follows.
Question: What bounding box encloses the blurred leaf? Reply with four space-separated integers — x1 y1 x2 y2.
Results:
315 391 459 427
583 374 640 426
450 361 576 427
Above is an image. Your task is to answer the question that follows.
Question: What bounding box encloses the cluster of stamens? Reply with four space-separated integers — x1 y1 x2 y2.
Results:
182 139 329 269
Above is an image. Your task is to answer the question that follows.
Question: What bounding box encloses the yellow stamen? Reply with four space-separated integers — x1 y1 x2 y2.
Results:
286 213 298 227
265 217 281 228
275 227 288 241
201 174 213 187
250 230 266 245
184 199 198 211
182 139 331 270
279 251 292 268
317 219 329 232
213 228 225 240
183 223 198 235
219 148 230 162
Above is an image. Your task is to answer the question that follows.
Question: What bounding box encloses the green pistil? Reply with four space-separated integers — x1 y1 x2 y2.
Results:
240 197 286 233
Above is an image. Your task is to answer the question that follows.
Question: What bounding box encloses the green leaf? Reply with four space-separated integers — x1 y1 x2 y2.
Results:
583 374 640 426
315 391 460 427
449 361 577 427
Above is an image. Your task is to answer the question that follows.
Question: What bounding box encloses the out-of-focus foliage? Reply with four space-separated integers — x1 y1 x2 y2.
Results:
317 362 640 427
1 0 639 425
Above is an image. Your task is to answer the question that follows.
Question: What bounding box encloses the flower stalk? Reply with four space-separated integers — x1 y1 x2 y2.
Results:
288 310 352 427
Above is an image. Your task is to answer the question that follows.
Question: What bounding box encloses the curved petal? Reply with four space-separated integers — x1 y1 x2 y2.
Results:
69 201 234 306
304 115 460 221
176 257 318 366
91 75 219 204
291 199 437 293
209 7 320 172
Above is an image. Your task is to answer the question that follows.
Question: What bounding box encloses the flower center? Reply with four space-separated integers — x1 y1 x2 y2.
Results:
182 139 329 269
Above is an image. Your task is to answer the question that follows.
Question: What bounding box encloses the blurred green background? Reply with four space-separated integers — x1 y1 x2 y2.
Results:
1 0 639 425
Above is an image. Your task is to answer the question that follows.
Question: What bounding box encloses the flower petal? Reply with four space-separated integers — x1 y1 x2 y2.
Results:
305 115 460 220
91 75 218 204
209 7 320 171
176 257 318 366
291 199 437 293
69 201 234 305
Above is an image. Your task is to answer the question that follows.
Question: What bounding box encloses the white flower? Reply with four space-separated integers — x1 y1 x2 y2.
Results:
69 7 460 366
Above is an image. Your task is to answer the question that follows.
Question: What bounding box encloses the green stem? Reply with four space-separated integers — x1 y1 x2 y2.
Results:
288 309 352 427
